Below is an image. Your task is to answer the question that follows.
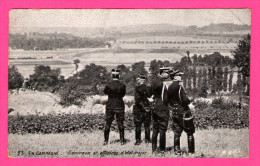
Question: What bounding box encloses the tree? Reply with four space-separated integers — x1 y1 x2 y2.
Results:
228 69 233 92
29 65 61 91
186 51 192 65
182 66 188 89
197 69 202 90
78 63 109 85
73 59 80 72
187 68 192 91
149 59 160 75
180 56 188 67
192 66 197 91
223 67 228 92
131 61 147 80
198 55 203 65
192 54 198 66
216 66 223 92
232 34 250 77
200 67 208 97
8 65 24 90
232 34 250 95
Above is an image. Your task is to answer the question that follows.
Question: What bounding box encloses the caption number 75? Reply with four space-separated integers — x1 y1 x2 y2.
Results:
17 151 24 156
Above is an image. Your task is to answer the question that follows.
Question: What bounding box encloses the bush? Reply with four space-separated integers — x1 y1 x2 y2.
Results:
211 95 238 109
8 113 135 134
194 106 248 129
28 65 61 91
59 82 87 107
8 104 249 134
8 65 24 90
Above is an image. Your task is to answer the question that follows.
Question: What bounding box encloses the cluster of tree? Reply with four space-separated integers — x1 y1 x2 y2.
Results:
8 34 250 105
178 51 233 68
9 33 110 50
8 66 24 90
120 40 227 44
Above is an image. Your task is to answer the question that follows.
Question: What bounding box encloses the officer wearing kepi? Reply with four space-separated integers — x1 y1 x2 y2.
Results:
103 69 126 145
133 74 152 145
150 66 171 153
167 69 195 155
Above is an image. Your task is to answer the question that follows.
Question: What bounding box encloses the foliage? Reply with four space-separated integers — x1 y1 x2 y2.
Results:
8 101 249 134
223 67 228 92
58 81 87 107
8 65 24 90
232 34 250 77
9 33 110 50
58 63 110 106
229 70 233 92
215 66 223 92
28 65 61 91
232 34 250 95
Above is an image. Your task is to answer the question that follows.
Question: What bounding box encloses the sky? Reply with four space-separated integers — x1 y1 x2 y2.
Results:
9 9 251 28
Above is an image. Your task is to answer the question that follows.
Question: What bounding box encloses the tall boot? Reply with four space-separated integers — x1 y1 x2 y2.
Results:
103 124 110 145
174 135 181 155
188 135 195 154
152 130 159 153
119 128 125 145
159 131 166 152
135 125 141 145
145 128 151 143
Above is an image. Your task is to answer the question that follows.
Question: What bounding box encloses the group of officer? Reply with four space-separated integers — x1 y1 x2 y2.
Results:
103 67 195 155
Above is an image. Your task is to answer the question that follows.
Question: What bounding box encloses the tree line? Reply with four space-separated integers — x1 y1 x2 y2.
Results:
9 34 250 106
9 33 112 50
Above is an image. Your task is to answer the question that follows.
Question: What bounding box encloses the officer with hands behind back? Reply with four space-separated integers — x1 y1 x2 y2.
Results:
133 74 152 145
103 69 126 145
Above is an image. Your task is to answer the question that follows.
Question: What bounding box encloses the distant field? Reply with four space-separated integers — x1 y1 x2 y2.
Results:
8 44 235 79
8 129 248 158
9 59 71 66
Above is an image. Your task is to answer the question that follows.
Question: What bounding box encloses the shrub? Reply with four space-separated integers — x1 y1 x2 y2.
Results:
8 104 249 134
211 95 238 109
59 82 87 107
8 65 24 90
28 65 61 91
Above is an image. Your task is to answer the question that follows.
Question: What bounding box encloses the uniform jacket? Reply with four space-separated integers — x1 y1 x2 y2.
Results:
134 84 151 111
150 77 169 120
104 80 126 110
150 77 169 105
167 81 191 110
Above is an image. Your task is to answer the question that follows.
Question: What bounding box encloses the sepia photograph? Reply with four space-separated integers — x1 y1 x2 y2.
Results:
8 9 250 158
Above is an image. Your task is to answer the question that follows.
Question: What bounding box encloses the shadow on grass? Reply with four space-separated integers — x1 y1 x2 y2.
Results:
110 139 131 144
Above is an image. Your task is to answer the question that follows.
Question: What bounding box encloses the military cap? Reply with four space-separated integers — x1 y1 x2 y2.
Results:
111 69 120 75
137 74 147 80
169 69 183 75
159 66 171 75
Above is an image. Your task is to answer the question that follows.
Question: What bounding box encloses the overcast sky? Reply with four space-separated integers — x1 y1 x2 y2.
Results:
9 9 251 28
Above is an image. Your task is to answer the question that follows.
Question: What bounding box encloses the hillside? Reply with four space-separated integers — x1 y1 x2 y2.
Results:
10 23 250 38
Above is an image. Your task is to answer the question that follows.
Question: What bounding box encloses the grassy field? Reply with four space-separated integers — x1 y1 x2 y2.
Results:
8 128 248 158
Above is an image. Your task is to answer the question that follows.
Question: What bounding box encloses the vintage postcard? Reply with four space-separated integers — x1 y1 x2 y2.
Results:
7 9 250 158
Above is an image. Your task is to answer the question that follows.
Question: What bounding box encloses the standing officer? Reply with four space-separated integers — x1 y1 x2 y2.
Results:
150 66 171 153
167 70 195 155
133 74 152 145
103 69 126 145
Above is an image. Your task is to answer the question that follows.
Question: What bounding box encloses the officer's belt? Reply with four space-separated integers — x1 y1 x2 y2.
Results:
169 106 187 115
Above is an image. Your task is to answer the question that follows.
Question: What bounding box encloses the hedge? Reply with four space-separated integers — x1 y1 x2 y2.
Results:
8 106 248 134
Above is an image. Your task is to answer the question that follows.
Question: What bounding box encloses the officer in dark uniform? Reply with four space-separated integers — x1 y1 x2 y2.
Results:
167 70 195 155
150 66 171 153
103 69 126 145
133 74 152 145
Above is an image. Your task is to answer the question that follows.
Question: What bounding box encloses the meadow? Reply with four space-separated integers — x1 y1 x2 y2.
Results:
8 129 248 158
8 90 249 158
